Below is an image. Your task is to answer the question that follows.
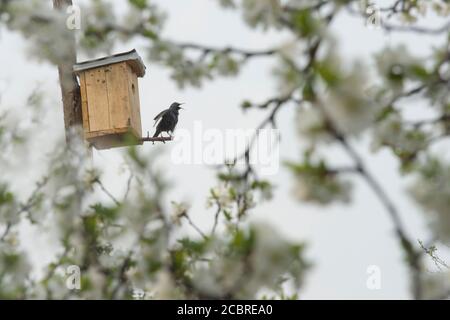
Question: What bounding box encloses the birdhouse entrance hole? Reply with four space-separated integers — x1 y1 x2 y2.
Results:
74 49 146 150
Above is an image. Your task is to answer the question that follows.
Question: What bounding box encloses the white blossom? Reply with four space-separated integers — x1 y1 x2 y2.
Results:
152 270 176 299
242 0 283 29
296 105 330 143
409 159 450 242
208 185 234 210
292 172 352 205
6 0 74 65
322 63 379 136
192 223 308 298
371 113 427 154
421 271 450 300
375 45 423 94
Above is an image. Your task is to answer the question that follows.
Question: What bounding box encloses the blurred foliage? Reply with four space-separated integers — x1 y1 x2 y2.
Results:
0 0 450 299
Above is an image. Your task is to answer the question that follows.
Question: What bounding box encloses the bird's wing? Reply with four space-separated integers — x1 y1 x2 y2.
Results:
153 109 169 127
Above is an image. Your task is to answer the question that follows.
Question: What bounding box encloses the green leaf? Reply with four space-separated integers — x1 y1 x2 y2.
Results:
241 100 253 110
129 0 147 9
292 10 319 37
0 184 14 205
314 61 341 86
177 238 208 255
408 64 429 80
90 203 120 220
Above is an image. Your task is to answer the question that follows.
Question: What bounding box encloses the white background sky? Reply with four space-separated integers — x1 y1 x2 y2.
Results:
1 0 449 299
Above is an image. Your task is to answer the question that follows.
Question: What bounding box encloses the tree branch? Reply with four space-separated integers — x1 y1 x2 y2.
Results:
176 42 277 59
52 0 83 143
318 102 424 299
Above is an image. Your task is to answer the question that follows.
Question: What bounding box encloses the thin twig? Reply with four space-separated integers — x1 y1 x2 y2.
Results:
177 42 277 59
110 251 133 299
210 199 222 236
319 104 423 299
183 213 207 240
0 222 11 241
94 178 120 206
418 240 449 271
346 4 450 36
123 173 134 201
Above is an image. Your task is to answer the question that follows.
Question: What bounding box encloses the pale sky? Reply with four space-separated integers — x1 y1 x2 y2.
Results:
1 0 449 299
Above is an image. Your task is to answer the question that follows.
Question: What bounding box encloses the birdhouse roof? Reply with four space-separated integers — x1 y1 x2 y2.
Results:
73 49 146 77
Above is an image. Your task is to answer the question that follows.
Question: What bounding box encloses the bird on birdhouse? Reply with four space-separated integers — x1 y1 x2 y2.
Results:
152 102 184 138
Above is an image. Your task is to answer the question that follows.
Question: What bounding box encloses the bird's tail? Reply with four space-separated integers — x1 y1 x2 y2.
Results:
153 129 161 138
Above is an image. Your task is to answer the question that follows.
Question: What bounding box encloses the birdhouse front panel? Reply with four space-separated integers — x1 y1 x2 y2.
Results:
126 64 142 138
74 49 146 150
83 67 110 132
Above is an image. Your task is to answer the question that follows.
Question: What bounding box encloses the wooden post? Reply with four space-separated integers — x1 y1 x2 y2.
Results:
52 0 83 143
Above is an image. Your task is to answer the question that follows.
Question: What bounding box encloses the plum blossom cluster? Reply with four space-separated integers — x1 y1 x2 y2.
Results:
0 96 307 299
409 158 450 243
1 0 450 300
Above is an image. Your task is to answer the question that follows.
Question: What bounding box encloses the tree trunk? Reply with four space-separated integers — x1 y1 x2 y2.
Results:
52 0 83 143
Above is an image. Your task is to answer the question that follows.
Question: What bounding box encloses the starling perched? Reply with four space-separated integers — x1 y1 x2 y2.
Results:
153 102 184 138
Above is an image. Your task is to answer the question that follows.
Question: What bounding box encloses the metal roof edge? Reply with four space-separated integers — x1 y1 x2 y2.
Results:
73 49 146 77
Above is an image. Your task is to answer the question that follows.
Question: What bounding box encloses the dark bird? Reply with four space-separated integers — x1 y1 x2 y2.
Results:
153 102 184 138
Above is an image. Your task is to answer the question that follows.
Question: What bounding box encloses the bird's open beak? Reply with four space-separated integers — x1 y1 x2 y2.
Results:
179 103 185 109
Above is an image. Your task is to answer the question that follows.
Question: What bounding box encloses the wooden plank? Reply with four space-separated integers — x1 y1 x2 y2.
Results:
85 127 128 139
85 67 110 131
131 74 142 137
86 128 143 150
105 62 131 130
126 65 142 137
79 72 90 135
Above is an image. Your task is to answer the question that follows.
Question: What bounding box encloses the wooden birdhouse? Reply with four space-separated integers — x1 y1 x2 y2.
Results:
73 49 146 150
